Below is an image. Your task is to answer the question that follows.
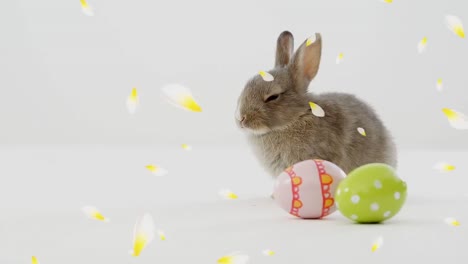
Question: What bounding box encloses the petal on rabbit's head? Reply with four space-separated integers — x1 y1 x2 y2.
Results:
259 71 274 82
445 15 465 38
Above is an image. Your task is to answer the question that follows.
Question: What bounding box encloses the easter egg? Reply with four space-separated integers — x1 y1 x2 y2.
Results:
335 163 407 223
273 159 346 219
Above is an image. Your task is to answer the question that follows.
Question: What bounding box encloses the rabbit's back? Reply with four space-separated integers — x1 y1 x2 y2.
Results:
247 92 397 177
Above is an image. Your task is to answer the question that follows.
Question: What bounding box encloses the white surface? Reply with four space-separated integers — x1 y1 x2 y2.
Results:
1 0 467 148
1 145 467 263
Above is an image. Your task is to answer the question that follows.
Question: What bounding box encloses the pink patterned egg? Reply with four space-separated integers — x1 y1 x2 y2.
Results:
273 159 346 219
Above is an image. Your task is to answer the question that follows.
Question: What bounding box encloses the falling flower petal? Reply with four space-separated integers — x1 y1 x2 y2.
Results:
157 229 166 241
218 253 250 264
306 35 317 46
259 71 274 82
381 0 393 3
436 78 443 91
433 162 456 172
82 206 110 222
442 108 468 129
309 102 325 117
445 15 465 38
336 52 344 64
418 37 428 53
130 213 155 257
145 165 168 177
219 189 238 200
32 256 39 264
80 0 94 16
262 249 275 256
181 144 192 151
371 236 384 252
357 127 367 136
445 217 460 226
161 84 202 112
126 87 139 114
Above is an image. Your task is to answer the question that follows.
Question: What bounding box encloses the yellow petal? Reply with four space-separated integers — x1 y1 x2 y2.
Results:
145 164 168 176
371 236 384 252
442 108 468 129
262 249 275 256
218 253 250 264
157 229 166 241
357 127 367 136
32 256 39 264
418 37 428 53
446 15 465 38
82 206 110 222
162 84 202 112
433 162 456 172
336 52 344 64
126 87 139 114
309 102 325 117
181 144 192 151
131 213 155 257
80 0 94 16
436 78 443 91
382 0 393 3
445 217 461 226
219 189 238 200
259 71 274 82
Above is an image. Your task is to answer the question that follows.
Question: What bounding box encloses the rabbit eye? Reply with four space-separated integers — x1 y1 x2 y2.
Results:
265 94 280 102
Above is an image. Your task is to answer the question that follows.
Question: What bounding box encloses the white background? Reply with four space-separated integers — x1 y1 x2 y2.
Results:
1 1 468 263
1 0 467 148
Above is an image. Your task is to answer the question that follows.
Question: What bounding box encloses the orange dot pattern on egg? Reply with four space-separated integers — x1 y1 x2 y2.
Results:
314 160 335 218
284 166 303 217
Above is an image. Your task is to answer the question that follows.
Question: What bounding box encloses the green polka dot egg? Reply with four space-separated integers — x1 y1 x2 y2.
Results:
335 163 407 223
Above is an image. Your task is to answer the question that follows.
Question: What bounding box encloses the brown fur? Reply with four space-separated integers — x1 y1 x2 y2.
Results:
235 31 397 178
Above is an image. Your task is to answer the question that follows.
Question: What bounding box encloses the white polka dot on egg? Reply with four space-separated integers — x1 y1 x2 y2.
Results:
394 192 401 200
374 180 382 189
370 202 380 211
351 195 360 204
351 214 358 220
337 189 341 195
344 188 349 192
384 211 391 218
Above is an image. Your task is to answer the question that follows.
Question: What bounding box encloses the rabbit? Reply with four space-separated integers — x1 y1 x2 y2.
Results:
235 31 397 179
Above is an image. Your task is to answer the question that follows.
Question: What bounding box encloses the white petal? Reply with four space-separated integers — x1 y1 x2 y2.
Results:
82 206 109 222
131 213 155 257
80 0 94 16
445 15 465 38
442 108 468 130
357 127 366 136
161 84 202 112
259 71 274 82
433 162 456 172
309 102 325 117
417 37 427 54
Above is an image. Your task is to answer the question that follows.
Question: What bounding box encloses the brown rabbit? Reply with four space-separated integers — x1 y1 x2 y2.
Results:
235 31 397 178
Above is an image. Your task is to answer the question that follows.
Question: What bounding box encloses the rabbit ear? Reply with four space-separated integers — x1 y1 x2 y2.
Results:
290 33 322 93
275 31 294 68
